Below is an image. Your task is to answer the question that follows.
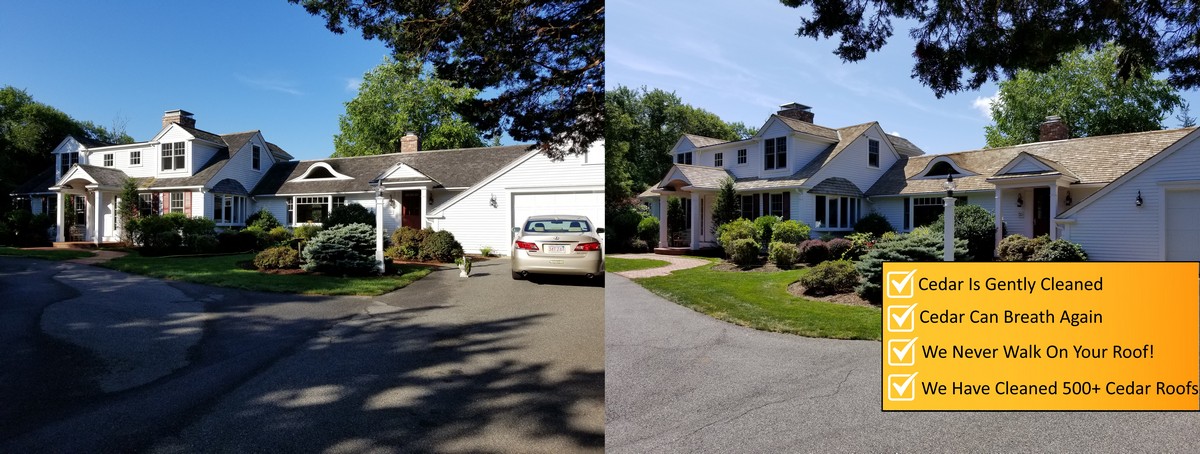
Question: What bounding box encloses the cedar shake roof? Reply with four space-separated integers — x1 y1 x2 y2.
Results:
10 167 56 195
266 142 293 160
75 136 116 148
886 134 925 156
211 178 249 195
683 134 730 148
809 177 865 197
252 145 532 196
866 127 1195 196
663 164 733 190
68 164 130 187
178 125 227 145
774 115 839 140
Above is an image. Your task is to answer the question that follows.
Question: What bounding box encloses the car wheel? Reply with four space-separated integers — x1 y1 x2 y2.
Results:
512 270 525 280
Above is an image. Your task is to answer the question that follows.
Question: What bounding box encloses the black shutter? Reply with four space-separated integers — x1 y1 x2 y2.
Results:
782 192 791 220
903 197 911 230
815 195 826 226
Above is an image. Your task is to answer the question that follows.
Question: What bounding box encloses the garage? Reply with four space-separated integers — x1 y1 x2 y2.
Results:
1165 189 1200 261
512 191 605 232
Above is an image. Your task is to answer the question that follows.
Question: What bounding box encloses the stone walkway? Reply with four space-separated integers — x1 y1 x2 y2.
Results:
607 253 709 278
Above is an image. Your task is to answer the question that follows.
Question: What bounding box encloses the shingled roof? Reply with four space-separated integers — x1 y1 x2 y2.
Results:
252 145 533 196
659 164 733 190
10 167 56 195
774 115 839 141
683 134 730 148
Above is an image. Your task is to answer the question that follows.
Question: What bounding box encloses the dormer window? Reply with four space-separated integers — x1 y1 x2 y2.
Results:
714 152 724 167
103 154 113 167
60 152 78 175
307 166 336 179
737 149 747 164
161 142 185 171
925 161 958 177
765 137 786 170
288 162 354 182
868 139 880 168
252 145 262 170
677 152 693 165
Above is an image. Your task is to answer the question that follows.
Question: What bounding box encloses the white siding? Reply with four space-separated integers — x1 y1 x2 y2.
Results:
190 142 221 176
869 197 905 231
212 134 274 196
806 127 900 198
156 126 196 177
1008 157 1050 174
253 197 291 227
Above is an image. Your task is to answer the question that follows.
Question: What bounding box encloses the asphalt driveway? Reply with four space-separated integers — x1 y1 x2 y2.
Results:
605 273 1200 452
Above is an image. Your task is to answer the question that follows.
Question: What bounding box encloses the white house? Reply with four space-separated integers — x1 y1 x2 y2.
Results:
12 109 604 255
643 103 1200 261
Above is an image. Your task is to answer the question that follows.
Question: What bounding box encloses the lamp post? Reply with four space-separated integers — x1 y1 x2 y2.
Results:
943 174 957 262
374 184 385 275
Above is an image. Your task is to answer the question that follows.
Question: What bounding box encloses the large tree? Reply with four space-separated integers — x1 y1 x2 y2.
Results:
291 0 602 158
334 58 484 157
780 0 1200 97
986 44 1182 147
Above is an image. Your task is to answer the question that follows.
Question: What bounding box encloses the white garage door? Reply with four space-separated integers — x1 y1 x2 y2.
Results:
512 192 605 232
1165 189 1200 261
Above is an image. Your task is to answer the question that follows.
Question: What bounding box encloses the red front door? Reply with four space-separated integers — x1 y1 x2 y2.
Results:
401 191 421 229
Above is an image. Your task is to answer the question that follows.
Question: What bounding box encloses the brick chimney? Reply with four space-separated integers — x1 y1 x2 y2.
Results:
777 102 814 123
1039 115 1069 142
162 109 196 129
400 132 419 153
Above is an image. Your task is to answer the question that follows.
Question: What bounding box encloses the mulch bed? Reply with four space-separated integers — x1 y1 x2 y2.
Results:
786 281 876 307
710 261 787 272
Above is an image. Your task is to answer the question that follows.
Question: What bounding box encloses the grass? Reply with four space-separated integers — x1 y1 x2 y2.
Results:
101 252 432 296
0 247 95 261
635 260 882 340
606 257 670 273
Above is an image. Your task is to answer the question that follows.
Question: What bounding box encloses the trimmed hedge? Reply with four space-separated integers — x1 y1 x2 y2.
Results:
1031 239 1088 262
254 246 301 270
728 238 760 266
826 237 853 261
324 204 374 229
637 217 660 248
930 204 995 261
301 223 378 275
798 239 830 265
798 260 860 295
768 241 799 269
753 216 780 246
419 230 464 262
997 234 1049 262
772 220 811 244
853 212 895 236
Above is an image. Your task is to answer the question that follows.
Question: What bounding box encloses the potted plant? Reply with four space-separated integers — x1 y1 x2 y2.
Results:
455 255 472 277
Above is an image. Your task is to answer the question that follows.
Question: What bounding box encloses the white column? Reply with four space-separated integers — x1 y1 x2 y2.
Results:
994 188 1003 253
56 192 65 242
1048 184 1059 240
94 190 102 246
658 193 668 248
375 192 385 274
690 192 701 250
943 196 956 261
419 187 428 229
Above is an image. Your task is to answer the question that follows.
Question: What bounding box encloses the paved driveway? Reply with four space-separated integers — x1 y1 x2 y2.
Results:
605 273 1199 452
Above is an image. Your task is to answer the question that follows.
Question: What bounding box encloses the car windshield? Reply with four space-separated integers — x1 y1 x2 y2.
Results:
524 219 591 233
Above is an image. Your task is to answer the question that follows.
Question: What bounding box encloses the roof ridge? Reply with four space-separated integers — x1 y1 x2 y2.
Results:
295 145 534 163
220 129 261 137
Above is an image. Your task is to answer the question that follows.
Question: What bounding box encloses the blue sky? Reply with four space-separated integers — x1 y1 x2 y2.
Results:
607 0 1200 155
0 1 394 161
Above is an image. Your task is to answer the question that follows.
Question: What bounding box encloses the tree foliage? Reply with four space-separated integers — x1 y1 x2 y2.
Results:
711 177 740 232
985 45 1182 147
780 0 1200 97
335 58 484 157
291 0 602 158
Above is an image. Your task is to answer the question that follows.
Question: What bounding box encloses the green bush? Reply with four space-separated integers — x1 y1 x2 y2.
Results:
753 215 780 246
1032 239 1088 262
826 237 853 261
637 216 660 248
606 203 645 251
768 241 799 269
254 246 301 270
843 232 878 261
997 234 1050 261
799 260 860 296
420 229 464 262
242 225 272 250
771 220 811 244
246 209 282 231
479 246 494 257
718 218 757 257
1 209 52 247
930 204 995 261
389 227 430 260
129 215 179 255
798 239 830 265
855 232 969 304
301 223 378 275
267 226 293 246
324 204 375 229
728 238 761 266
294 224 323 242
217 229 258 252
629 238 651 253
853 212 895 236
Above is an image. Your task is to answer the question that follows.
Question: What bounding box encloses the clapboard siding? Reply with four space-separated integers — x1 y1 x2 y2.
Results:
212 134 272 196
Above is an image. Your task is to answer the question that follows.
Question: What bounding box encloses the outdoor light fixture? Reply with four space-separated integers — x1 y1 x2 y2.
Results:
1136 191 1144 207
1016 193 1024 208
943 174 956 197
1065 191 1072 206
490 194 498 208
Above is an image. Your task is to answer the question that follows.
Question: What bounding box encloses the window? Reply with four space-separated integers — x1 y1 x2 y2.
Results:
814 196 862 229
169 192 185 213
139 193 158 216
740 195 756 220
103 154 113 167
294 196 331 223
925 161 958 177
910 196 966 228
769 193 785 217
714 152 724 167
677 152 693 165
60 152 79 176
868 139 880 168
130 150 141 166
764 137 787 170
333 196 346 209
213 194 248 225
737 149 747 164
252 145 261 170
161 142 185 171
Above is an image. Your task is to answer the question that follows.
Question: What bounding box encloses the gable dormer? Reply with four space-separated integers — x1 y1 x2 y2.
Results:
52 136 89 181
150 109 226 176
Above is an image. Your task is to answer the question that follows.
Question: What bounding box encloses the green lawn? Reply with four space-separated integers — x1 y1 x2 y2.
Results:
606 257 670 273
634 260 882 340
0 247 95 261
101 252 432 296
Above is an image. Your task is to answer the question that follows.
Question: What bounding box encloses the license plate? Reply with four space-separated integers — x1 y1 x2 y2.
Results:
544 244 568 254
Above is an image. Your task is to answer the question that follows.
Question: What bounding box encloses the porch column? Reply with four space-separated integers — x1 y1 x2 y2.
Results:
658 193 668 248
1048 184 1059 240
994 188 1003 252
690 192 700 250
55 192 65 242
93 190 102 246
419 187 428 229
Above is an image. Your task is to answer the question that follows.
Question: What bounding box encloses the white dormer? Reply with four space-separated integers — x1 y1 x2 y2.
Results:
289 162 354 182
914 156 976 179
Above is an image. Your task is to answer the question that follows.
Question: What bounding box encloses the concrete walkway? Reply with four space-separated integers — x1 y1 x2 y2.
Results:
607 253 709 278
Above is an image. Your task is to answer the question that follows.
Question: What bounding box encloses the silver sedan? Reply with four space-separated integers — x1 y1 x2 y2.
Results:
511 215 604 280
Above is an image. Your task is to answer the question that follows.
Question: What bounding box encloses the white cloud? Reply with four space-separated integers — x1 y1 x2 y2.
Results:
344 77 362 93
236 74 302 96
889 131 902 137
972 93 999 119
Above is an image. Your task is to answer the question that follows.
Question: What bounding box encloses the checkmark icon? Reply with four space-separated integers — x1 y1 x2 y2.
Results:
886 269 918 298
888 372 918 401
888 337 918 366
886 303 917 332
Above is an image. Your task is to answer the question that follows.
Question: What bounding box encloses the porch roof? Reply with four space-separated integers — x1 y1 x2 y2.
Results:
808 177 864 197
56 164 130 189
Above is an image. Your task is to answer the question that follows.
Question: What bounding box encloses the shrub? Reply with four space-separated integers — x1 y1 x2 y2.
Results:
383 245 405 260
217 229 258 252
179 217 217 253
1 209 52 247
637 217 660 248
254 246 301 270
293 224 323 242
420 229 464 262
267 226 293 246
826 237 853 261
853 212 895 236
855 232 969 304
324 204 374 229
301 223 378 275
753 215 780 246
242 225 272 250
843 232 878 261
768 241 799 269
799 260 860 296
606 203 645 251
997 234 1050 261
246 209 282 231
479 246 493 257
629 238 651 253
798 239 830 265
390 227 430 260
728 238 761 266
771 220 811 244
130 215 180 255
718 218 757 249
930 204 996 261
1032 239 1088 262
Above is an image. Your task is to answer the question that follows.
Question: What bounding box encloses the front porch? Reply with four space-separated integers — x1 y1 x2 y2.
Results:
990 177 1097 246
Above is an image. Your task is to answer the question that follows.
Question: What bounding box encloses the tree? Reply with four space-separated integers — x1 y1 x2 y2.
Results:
290 0 602 158
985 44 1182 147
779 0 1200 97
334 58 483 157
116 178 140 246
1177 102 1197 128
711 177 740 232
